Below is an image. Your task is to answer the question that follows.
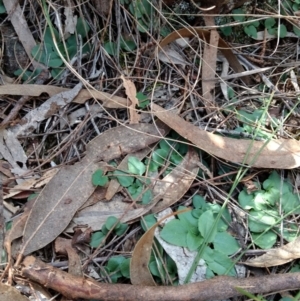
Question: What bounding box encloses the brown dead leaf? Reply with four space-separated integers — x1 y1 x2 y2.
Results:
0 283 29 301
0 84 128 108
55 237 83 277
151 147 199 213
243 237 300 267
121 75 140 124
15 124 164 261
4 168 58 200
157 27 250 85
152 104 300 169
10 83 82 137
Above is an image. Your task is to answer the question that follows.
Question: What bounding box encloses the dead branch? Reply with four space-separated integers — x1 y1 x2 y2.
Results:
21 256 300 301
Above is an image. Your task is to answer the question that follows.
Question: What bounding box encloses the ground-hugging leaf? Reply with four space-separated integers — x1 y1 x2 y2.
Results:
152 104 300 169
243 236 300 267
17 124 164 260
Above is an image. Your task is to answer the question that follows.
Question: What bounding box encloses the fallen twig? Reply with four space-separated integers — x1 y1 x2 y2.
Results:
21 256 300 301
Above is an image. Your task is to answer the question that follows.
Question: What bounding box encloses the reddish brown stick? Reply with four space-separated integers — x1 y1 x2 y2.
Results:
21 256 300 301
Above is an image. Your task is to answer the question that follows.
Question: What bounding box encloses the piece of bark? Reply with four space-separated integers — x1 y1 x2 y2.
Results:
21 256 300 301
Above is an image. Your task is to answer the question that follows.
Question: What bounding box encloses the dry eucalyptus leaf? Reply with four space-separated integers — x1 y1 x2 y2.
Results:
121 75 140 124
4 168 58 200
0 283 29 301
10 83 82 137
16 124 164 258
151 147 199 213
0 84 128 108
158 44 189 67
243 237 300 267
0 129 28 181
152 104 300 169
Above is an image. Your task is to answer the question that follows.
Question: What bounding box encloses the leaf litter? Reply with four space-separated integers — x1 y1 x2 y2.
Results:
2 0 300 300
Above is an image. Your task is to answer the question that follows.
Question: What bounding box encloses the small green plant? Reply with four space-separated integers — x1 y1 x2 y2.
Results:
159 196 239 278
238 171 300 249
15 17 91 80
235 108 280 139
90 216 128 248
100 256 131 283
104 0 154 56
220 8 299 38
92 133 193 204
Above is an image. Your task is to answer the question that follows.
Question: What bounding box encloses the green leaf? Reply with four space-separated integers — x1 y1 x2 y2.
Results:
177 206 198 228
248 18 260 28
265 18 276 29
105 216 119 230
51 68 64 80
279 24 287 38
141 214 157 231
107 256 126 272
281 224 299 242
282 191 300 214
152 149 168 167
90 231 105 248
113 170 134 187
48 57 63 68
192 195 207 209
220 26 232 36
248 210 278 232
128 156 146 175
0 3 6 14
198 210 217 242
252 231 277 249
252 191 269 209
120 39 136 51
104 41 117 56
141 190 152 204
238 190 256 210
76 17 90 38
92 169 109 187
120 258 131 278
293 25 300 37
186 231 203 251
232 8 245 22
137 19 148 33
115 223 128 236
213 232 240 255
170 152 183 165
244 25 258 38
148 260 160 277
160 219 189 247
136 92 150 108
127 181 143 199
44 27 59 46
203 247 236 276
